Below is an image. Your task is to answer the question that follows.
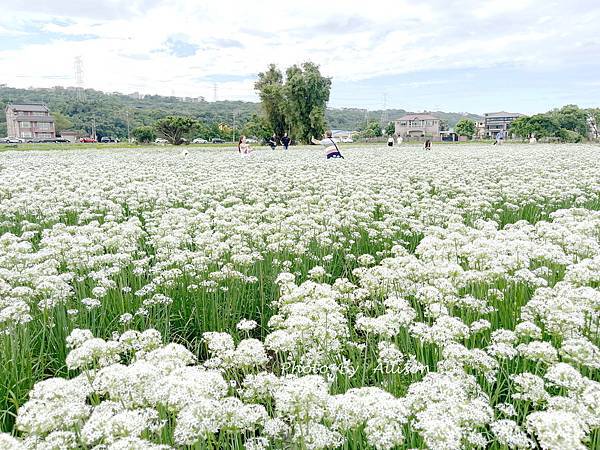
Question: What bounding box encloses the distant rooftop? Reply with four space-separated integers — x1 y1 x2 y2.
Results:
397 113 440 121
484 111 523 117
14 114 54 122
6 103 49 112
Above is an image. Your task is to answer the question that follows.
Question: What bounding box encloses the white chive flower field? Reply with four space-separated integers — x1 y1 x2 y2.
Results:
0 144 599 449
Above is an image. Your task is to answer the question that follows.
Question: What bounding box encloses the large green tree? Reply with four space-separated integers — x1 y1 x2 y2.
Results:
254 62 331 143
283 62 331 143
358 120 383 138
154 116 198 145
254 65 287 139
551 105 588 137
132 126 156 143
385 121 395 136
509 116 533 138
454 118 476 138
527 114 560 138
510 113 568 140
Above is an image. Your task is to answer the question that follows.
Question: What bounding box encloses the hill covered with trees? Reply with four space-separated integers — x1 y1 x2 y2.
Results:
0 85 482 140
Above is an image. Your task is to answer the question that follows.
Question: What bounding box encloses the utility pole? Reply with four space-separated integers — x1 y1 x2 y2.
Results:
125 110 131 143
232 111 236 143
91 117 96 141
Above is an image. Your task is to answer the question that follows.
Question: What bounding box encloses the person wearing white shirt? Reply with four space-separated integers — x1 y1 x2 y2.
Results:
311 130 344 159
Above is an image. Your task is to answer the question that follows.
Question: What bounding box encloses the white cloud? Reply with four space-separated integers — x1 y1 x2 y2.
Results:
0 0 598 101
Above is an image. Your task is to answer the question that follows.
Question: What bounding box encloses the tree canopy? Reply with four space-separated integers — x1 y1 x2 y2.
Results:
255 62 331 143
454 119 476 138
154 116 198 145
53 112 73 135
132 126 156 143
357 120 383 138
384 121 395 136
509 105 593 142
254 65 287 138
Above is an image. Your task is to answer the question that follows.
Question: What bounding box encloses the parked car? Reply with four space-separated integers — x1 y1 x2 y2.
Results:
80 137 97 143
155 138 169 144
54 138 70 143
100 137 119 143
1 137 23 143
211 138 225 144
192 138 208 144
245 138 258 144
341 137 354 143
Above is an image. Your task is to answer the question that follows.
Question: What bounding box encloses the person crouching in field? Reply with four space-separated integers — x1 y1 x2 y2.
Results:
238 135 252 155
424 139 432 150
311 130 344 159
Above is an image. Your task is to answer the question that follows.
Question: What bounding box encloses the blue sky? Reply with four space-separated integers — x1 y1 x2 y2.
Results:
0 0 599 115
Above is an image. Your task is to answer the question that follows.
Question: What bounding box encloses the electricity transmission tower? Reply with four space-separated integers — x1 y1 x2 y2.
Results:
213 83 218 102
380 93 388 127
74 56 85 102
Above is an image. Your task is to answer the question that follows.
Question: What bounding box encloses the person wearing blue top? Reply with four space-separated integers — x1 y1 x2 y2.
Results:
494 130 505 145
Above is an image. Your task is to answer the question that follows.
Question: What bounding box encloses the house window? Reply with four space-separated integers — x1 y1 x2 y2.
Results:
37 133 52 138
20 121 31 128
37 122 51 130
21 131 32 138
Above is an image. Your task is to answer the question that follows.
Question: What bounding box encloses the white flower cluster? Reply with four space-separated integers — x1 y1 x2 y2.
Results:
1 145 600 448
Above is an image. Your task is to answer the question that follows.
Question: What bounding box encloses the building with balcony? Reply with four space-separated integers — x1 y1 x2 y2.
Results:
394 114 441 138
5 103 56 140
483 112 523 138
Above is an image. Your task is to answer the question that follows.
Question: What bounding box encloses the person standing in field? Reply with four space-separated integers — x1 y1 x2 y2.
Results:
387 136 394 147
281 133 291 150
311 130 344 159
494 130 504 145
268 134 277 150
424 139 432 150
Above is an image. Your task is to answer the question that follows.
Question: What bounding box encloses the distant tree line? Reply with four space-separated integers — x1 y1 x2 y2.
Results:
2 85 597 144
430 105 599 142
0 86 257 141
510 105 599 142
